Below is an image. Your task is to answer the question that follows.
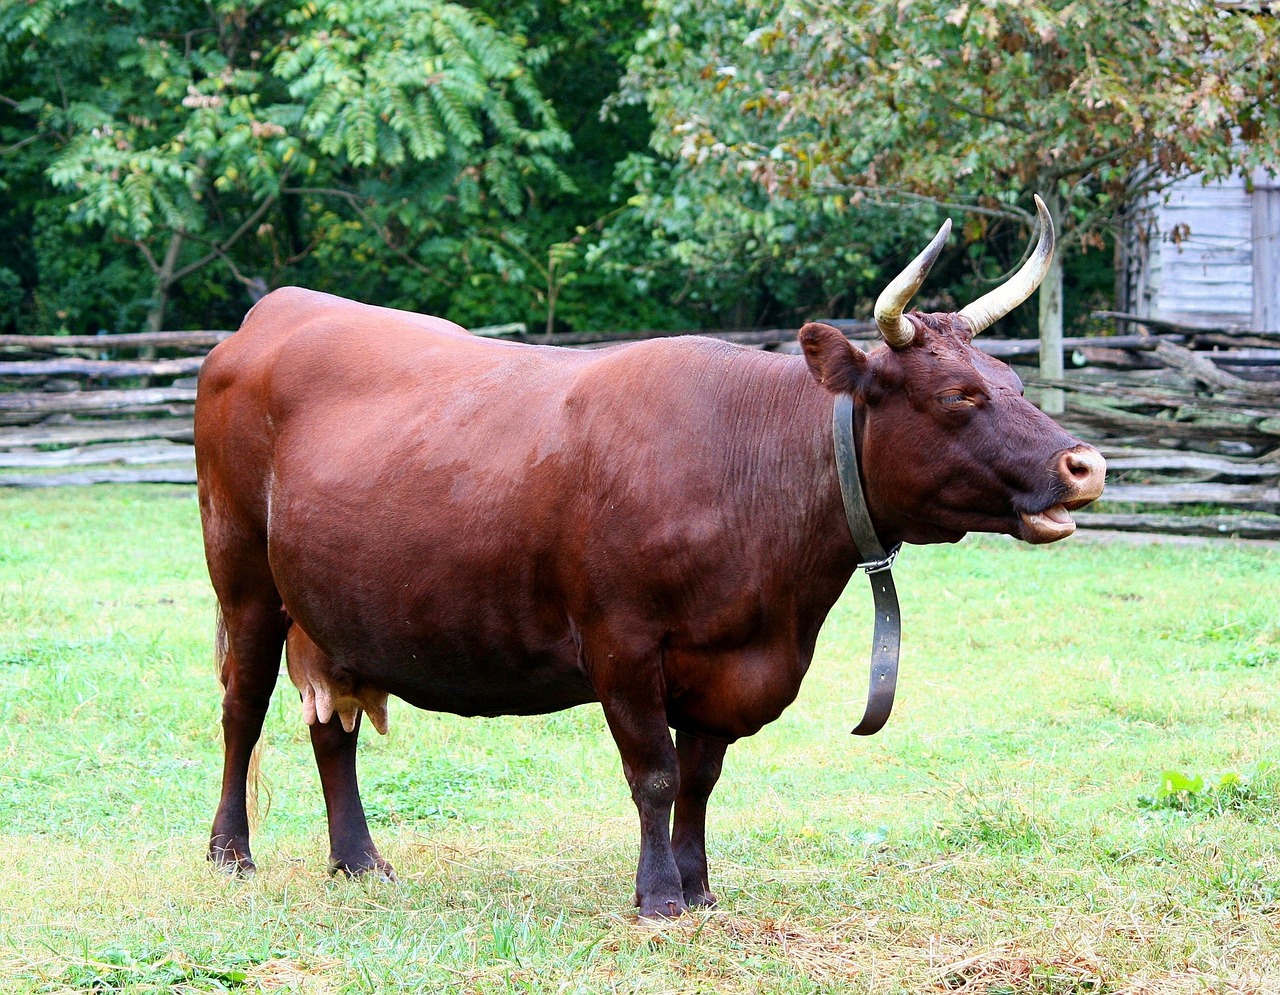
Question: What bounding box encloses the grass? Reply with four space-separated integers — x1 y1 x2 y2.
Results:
1 485 1278 993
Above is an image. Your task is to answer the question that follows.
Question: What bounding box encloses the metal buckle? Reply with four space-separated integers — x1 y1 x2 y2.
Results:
857 542 901 574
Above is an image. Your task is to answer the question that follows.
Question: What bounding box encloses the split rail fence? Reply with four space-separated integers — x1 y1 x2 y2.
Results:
1 313 1277 538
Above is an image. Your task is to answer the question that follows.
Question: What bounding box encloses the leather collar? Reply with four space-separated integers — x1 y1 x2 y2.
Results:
832 393 902 736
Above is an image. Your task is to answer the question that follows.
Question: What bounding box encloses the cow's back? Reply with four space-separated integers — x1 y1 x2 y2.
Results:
197 287 586 528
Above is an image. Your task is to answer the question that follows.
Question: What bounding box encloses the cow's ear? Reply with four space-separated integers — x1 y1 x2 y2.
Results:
799 322 869 394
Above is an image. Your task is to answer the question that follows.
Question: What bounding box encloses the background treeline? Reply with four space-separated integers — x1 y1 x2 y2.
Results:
1 0 1276 338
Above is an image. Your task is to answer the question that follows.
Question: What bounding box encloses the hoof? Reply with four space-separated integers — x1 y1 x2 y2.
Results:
208 843 256 877
636 898 689 921
684 889 717 909
329 854 397 883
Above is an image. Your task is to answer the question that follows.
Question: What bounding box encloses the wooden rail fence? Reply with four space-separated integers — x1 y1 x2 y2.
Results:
2 313 1277 538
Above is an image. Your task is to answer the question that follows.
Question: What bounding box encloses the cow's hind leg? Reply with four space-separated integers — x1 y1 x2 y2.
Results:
309 715 394 880
595 661 686 919
672 731 726 908
209 599 287 874
285 626 392 879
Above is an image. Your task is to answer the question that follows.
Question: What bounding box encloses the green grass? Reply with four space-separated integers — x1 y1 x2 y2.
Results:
1 486 1278 993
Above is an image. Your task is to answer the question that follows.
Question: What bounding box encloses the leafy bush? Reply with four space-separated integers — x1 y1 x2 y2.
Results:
1138 765 1277 817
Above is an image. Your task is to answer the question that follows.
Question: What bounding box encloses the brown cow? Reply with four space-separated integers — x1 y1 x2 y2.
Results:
196 198 1103 918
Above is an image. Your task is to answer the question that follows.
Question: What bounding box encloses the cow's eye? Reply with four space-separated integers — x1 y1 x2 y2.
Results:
938 391 971 406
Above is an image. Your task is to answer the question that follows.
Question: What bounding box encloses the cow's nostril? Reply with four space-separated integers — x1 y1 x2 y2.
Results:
1057 447 1106 502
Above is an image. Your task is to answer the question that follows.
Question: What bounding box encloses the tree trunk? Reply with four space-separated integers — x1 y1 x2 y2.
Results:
145 232 185 335
1037 192 1065 416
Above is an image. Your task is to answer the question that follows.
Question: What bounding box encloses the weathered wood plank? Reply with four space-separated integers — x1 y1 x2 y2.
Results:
0 387 197 414
0 357 205 378
1075 511 1280 539
0 331 231 350
0 418 194 447
0 442 194 468
1092 311 1241 336
0 405 195 428
0 466 197 487
1099 481 1280 507
1104 453 1280 478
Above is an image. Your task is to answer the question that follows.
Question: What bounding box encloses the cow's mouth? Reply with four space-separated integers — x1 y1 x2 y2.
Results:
1018 503 1075 544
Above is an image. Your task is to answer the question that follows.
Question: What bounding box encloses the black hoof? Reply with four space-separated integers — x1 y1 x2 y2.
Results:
637 898 689 921
329 854 396 883
208 843 256 877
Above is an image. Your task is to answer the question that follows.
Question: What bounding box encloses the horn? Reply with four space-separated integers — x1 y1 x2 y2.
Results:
874 219 952 348
958 194 1055 336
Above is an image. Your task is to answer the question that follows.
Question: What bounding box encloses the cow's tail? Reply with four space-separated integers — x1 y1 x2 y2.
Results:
213 605 271 828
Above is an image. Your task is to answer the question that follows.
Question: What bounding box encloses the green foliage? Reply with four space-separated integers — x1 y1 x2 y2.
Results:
7 0 1280 337
614 0 1280 328
0 0 574 333
627 0 1280 225
57 946 258 991
594 149 951 328
0 265 20 327
1138 764 1278 817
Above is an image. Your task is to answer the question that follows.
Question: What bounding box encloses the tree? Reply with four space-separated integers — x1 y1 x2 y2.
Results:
0 0 570 333
618 0 1280 408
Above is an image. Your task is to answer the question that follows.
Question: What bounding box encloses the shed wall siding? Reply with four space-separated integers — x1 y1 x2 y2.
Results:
1150 176 1254 329
1253 170 1280 332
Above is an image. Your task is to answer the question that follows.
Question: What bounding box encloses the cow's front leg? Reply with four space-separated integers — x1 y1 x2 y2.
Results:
310 713 394 880
672 730 726 908
599 692 686 919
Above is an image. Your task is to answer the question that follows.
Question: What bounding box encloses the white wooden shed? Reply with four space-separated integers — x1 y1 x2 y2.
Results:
1119 169 1280 332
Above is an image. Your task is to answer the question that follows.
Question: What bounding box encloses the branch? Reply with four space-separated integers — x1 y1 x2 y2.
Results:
1153 340 1280 399
1041 141 1145 182
283 185 439 278
0 132 45 155
129 237 162 276
938 95 1033 135
812 183 1034 224
169 185 282 284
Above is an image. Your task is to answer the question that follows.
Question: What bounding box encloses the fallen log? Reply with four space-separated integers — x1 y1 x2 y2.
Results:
1192 332 1280 351
1059 395 1279 446
1091 311 1253 336
1074 346 1164 370
1153 342 1280 397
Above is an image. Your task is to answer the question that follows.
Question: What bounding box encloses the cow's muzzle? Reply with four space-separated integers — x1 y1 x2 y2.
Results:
1018 445 1106 544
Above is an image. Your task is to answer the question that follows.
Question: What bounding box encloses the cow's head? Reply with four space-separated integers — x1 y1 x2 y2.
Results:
801 197 1104 546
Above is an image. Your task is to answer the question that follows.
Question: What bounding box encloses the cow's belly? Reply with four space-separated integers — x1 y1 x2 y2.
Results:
266 485 594 718
342 633 596 718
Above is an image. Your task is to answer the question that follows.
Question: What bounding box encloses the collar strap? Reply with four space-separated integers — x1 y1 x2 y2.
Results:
832 393 902 736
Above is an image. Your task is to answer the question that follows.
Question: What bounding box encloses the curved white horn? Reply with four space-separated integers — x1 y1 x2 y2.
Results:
874 219 952 348
958 194 1055 336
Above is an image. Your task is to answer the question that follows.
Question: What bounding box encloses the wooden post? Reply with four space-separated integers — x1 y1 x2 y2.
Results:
1038 191 1065 416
